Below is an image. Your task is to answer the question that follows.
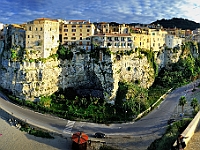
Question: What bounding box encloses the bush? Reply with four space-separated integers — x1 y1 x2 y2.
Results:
20 123 54 139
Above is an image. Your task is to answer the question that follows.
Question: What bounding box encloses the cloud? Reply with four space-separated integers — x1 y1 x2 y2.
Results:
1 0 200 24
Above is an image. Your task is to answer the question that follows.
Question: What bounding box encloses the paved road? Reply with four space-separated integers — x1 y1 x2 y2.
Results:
0 80 199 148
72 83 195 137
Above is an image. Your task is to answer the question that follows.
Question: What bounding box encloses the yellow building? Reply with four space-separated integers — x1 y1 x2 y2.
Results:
94 22 130 34
166 28 186 38
26 18 59 58
60 20 95 51
130 27 167 51
148 28 167 51
131 28 150 49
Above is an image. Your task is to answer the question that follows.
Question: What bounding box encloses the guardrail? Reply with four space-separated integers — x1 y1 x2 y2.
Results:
173 111 200 148
135 88 173 120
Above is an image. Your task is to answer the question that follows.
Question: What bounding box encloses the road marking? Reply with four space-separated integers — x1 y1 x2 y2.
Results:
63 120 75 134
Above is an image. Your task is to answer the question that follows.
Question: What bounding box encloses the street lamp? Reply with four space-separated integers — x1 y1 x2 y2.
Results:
139 95 143 113
125 110 127 122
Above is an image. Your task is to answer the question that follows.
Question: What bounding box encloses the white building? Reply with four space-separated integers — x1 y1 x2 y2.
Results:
165 34 182 49
0 23 4 30
92 33 134 53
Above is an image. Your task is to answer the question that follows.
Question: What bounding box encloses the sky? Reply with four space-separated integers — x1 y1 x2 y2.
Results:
1 0 200 24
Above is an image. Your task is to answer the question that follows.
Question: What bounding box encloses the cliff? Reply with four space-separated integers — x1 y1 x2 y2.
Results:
0 42 191 102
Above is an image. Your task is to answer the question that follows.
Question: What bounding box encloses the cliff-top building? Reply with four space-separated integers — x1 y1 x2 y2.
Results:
25 18 59 59
60 20 95 51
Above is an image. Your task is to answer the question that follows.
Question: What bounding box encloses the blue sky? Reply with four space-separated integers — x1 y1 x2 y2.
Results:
1 0 200 24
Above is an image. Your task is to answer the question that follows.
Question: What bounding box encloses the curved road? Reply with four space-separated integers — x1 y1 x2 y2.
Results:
0 81 198 141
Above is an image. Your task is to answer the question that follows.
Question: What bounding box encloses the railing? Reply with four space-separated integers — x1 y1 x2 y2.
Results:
172 111 200 149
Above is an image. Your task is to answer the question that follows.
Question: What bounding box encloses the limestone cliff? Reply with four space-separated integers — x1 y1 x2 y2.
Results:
0 45 196 102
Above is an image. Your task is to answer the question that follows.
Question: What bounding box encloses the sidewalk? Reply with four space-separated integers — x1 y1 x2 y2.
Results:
0 108 71 150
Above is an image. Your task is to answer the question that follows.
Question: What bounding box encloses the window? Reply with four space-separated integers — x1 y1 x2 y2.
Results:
80 37 82 40
72 33 75 36
128 37 131 41
64 25 67 27
87 42 90 46
80 29 82 32
114 43 119 46
98 50 104 61
38 35 41 39
86 25 91 28
79 41 82 45
121 37 125 41
35 27 37 31
128 43 132 47
86 37 90 40
64 37 68 39
40 27 42 31
80 33 82 36
65 33 67 36
87 29 90 32
115 37 119 41
72 29 76 32
71 37 76 40
64 29 68 32
72 25 76 28
107 43 111 46
29 26 32 31
32 35 34 38
27 35 30 38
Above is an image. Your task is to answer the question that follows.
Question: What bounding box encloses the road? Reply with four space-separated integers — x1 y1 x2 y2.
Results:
0 81 198 141
72 83 192 137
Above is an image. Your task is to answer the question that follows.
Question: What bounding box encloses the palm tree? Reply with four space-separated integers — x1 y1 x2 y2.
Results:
190 98 198 111
179 96 187 114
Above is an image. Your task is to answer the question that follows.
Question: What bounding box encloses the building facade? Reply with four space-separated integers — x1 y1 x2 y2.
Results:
25 18 59 59
92 33 134 53
60 20 95 51
165 34 182 48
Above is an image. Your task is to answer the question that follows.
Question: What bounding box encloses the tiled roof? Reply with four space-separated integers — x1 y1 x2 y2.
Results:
34 18 58 22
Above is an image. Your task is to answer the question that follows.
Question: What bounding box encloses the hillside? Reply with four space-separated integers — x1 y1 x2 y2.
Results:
151 18 200 30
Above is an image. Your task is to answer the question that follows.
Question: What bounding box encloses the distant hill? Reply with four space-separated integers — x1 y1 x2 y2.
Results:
151 18 200 30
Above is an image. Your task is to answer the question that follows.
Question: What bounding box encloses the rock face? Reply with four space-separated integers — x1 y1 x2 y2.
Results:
0 46 195 102
0 57 61 101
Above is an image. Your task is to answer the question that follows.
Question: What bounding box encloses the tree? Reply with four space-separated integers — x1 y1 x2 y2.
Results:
190 98 198 111
179 96 187 114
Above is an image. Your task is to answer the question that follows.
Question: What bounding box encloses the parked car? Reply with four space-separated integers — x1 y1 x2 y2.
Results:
168 118 176 125
94 132 105 138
